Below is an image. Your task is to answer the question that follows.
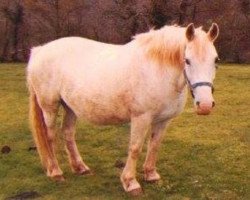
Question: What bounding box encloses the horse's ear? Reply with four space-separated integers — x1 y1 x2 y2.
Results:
186 23 195 41
208 23 219 42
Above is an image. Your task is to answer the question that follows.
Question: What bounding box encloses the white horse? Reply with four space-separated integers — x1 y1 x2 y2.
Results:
27 23 219 195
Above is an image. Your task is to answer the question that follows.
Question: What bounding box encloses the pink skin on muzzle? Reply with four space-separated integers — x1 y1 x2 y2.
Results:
195 101 215 115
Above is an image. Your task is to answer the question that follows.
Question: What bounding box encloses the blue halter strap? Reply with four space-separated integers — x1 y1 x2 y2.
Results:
183 69 214 99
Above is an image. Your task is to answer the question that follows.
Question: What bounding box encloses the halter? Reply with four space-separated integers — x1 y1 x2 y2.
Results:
183 69 214 99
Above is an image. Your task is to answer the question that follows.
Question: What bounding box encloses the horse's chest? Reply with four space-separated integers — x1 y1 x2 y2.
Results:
154 91 187 122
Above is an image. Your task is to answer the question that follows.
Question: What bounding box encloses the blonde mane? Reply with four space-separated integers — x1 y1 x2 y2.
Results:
134 26 187 69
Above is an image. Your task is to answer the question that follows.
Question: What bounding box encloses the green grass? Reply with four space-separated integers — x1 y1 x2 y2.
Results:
0 63 249 200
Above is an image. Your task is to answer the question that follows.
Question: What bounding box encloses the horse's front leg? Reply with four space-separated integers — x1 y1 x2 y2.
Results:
143 120 169 182
121 113 152 196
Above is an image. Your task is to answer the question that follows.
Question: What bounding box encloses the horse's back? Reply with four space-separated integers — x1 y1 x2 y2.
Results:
29 37 121 66
27 36 124 88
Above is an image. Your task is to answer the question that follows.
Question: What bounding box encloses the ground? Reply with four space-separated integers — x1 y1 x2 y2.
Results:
0 64 249 200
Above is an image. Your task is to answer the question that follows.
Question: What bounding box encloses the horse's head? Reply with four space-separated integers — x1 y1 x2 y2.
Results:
184 23 219 115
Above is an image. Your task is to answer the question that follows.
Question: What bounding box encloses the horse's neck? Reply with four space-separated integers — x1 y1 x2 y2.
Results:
164 66 186 93
136 59 186 94
123 39 187 93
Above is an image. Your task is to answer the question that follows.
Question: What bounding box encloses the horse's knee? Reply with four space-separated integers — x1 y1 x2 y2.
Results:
129 145 141 159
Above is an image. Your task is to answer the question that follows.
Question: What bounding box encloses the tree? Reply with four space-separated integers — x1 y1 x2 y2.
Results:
0 0 23 61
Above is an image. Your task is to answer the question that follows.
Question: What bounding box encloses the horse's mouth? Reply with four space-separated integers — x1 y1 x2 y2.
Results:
195 102 214 115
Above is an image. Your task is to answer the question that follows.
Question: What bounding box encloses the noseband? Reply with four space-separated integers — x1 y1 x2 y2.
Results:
183 69 214 99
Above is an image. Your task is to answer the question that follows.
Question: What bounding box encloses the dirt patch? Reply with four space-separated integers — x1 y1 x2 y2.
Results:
5 191 41 200
114 159 125 169
28 146 37 151
1 145 11 154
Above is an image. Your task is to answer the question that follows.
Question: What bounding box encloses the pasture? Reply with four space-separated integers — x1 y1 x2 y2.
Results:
0 63 249 199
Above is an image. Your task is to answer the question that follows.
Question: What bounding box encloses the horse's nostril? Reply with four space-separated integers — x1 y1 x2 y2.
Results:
212 101 215 107
196 101 200 106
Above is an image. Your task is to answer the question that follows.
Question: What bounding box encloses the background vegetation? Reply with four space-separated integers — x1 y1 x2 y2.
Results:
0 64 249 199
0 0 249 63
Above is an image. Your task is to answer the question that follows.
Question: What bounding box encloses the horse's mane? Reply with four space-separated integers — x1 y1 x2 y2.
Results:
134 26 187 69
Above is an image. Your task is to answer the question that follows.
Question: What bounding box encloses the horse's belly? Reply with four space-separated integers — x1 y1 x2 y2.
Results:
83 109 130 125
84 113 130 125
71 98 130 125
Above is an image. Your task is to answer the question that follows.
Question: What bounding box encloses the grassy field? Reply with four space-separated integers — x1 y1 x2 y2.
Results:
0 63 249 200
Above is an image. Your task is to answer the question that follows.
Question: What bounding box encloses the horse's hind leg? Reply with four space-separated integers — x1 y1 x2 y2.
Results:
41 102 64 181
143 120 169 182
62 103 90 175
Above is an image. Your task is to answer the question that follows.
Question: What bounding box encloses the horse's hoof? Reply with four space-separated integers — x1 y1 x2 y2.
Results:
52 175 65 182
144 170 161 183
121 178 142 196
128 187 143 196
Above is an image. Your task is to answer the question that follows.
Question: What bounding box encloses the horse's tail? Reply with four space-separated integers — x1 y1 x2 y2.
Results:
29 89 51 169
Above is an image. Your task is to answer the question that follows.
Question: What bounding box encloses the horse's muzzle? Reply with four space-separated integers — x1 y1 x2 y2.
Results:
195 101 215 115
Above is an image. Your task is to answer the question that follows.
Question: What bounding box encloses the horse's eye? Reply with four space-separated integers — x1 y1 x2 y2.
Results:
185 58 191 65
